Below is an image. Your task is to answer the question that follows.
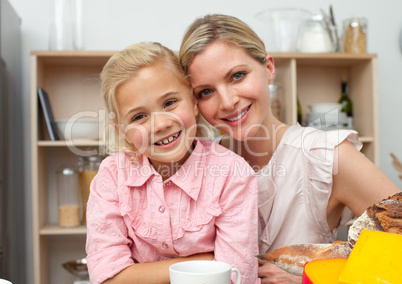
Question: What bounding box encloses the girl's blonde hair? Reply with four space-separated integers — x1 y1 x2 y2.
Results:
179 14 267 74
101 42 192 154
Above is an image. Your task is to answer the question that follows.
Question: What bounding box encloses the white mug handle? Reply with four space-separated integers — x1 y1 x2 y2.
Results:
231 268 241 284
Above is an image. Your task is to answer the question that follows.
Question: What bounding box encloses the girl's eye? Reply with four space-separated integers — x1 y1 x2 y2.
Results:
164 99 177 108
132 114 146 122
197 89 213 99
233 71 245 81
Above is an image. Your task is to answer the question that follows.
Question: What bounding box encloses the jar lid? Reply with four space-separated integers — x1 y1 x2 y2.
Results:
344 17 367 27
57 168 77 175
87 156 104 162
310 14 324 22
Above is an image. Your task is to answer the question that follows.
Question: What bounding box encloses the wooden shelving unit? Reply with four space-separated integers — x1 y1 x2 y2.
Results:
30 51 113 284
271 52 378 163
30 51 378 283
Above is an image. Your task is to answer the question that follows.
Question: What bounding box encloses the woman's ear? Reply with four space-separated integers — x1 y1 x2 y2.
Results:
264 54 276 84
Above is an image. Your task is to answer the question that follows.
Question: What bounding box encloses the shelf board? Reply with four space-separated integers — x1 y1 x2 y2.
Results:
40 224 87 235
270 52 376 59
38 140 104 147
271 52 376 67
31 50 116 66
359 136 374 143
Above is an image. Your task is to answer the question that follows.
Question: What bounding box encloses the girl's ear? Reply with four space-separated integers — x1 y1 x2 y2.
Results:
264 54 276 84
113 123 132 144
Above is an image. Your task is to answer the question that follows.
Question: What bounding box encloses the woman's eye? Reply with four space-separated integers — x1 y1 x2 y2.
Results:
164 99 177 108
198 89 213 98
132 114 146 122
233 72 245 81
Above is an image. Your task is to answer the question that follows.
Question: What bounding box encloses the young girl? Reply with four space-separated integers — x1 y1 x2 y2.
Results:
85 42 259 284
179 14 400 283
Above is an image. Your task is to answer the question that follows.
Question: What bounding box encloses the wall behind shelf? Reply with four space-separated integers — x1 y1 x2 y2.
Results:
7 0 402 283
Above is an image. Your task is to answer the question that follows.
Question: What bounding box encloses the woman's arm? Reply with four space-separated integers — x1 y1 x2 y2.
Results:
258 260 301 284
259 139 400 284
103 252 214 284
328 140 400 228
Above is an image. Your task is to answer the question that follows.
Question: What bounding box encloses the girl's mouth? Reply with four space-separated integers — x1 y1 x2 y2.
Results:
154 131 181 146
223 105 251 122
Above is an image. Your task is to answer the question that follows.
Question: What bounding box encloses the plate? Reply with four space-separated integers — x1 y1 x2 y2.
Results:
62 258 89 278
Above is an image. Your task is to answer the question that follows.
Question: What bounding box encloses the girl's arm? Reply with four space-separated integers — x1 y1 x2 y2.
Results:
328 140 400 228
213 159 259 284
102 252 214 284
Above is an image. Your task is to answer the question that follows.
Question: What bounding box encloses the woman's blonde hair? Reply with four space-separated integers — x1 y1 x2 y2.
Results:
101 42 192 154
179 14 267 74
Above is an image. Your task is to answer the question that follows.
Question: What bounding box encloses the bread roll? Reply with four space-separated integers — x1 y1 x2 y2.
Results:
261 241 350 276
348 191 402 247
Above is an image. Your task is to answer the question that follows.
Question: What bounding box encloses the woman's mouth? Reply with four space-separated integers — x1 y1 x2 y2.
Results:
223 105 251 122
154 131 181 146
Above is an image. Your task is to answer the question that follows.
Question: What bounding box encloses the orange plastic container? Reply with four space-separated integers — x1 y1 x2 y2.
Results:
302 258 347 284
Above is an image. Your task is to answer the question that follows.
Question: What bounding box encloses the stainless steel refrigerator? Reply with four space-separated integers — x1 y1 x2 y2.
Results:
0 0 24 283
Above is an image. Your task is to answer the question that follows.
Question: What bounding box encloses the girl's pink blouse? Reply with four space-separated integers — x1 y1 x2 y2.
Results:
86 139 259 284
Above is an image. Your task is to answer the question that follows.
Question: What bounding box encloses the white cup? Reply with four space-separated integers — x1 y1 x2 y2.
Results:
0 279 12 284
169 260 241 284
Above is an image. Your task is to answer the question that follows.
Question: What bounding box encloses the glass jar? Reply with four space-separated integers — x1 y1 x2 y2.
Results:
297 15 334 53
80 156 103 223
57 167 81 227
49 0 83 50
342 17 367 54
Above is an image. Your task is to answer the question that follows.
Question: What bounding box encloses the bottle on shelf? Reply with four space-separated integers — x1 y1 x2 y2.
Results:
338 81 353 128
269 82 282 120
297 97 303 125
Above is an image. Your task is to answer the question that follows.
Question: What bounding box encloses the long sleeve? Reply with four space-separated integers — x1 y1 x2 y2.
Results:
86 157 134 284
213 158 259 284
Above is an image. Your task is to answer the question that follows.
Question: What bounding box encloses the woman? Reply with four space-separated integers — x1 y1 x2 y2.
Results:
179 14 400 283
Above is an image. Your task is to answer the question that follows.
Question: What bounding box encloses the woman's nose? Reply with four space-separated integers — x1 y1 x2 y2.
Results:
219 88 239 110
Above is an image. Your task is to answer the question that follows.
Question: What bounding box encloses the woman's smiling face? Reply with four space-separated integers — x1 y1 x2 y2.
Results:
188 41 275 141
116 61 198 169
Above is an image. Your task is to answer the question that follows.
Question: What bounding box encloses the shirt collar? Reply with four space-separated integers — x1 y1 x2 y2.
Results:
125 138 207 201
169 138 206 200
125 155 159 187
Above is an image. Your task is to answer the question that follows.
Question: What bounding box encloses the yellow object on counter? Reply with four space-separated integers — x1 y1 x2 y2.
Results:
339 229 402 283
303 258 347 284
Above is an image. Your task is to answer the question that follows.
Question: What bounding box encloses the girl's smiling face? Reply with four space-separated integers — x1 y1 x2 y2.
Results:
188 41 275 141
115 61 198 169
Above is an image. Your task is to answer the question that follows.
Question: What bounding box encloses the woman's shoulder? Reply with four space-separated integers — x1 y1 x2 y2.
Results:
281 124 361 152
269 125 362 184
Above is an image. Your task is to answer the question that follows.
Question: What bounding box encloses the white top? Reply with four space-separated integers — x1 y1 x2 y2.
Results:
257 124 362 253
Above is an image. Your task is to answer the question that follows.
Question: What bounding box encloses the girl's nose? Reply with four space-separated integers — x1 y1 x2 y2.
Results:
151 112 174 133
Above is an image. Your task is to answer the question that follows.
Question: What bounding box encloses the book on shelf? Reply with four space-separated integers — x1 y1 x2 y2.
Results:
37 87 59 140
